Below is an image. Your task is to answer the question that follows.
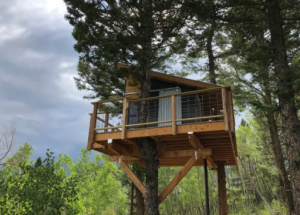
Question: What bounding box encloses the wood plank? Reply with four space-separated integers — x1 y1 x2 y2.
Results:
188 132 217 169
107 140 130 155
228 131 238 167
158 153 199 203
92 143 105 149
222 88 229 131
119 161 146 195
87 103 98 151
95 121 225 141
227 89 235 132
121 98 129 139
172 95 177 135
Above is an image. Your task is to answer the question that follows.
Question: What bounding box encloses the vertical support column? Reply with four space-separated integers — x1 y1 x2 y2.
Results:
122 98 129 140
87 103 98 151
222 88 228 131
218 162 228 215
204 159 210 215
204 159 209 215
171 95 177 135
104 111 109 132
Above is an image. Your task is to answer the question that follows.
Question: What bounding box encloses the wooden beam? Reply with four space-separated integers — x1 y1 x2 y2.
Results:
107 140 130 155
121 98 129 139
87 103 98 151
161 149 211 158
119 161 146 195
228 131 238 168
109 149 212 161
92 143 105 149
188 132 217 169
95 121 225 141
158 153 199 203
125 139 137 146
227 89 235 132
171 95 177 135
222 88 229 131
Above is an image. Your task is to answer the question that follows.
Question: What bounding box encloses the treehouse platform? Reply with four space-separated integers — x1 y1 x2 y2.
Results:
87 87 237 168
86 68 237 205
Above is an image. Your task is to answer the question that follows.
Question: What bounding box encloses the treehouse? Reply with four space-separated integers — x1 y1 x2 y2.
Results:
87 64 237 208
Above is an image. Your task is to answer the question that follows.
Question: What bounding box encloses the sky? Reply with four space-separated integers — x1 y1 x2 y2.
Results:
0 0 244 162
0 0 93 161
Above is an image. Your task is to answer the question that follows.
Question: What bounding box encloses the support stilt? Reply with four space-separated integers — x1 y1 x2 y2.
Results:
204 159 210 215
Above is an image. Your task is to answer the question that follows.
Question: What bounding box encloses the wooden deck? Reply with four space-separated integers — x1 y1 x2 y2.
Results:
87 87 237 168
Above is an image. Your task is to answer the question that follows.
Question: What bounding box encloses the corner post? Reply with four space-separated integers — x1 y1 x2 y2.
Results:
222 88 228 131
171 95 177 135
204 159 210 215
218 162 228 215
122 98 129 139
87 103 98 151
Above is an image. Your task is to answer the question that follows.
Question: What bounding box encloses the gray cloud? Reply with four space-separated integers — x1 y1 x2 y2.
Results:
0 0 94 161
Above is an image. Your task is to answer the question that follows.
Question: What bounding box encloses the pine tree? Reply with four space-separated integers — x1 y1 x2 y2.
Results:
63 1 187 214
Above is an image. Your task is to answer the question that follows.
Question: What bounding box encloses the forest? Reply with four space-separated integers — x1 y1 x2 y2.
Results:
1 0 300 214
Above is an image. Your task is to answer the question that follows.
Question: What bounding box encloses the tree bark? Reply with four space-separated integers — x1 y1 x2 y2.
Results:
267 0 300 213
217 162 228 215
138 137 160 215
206 25 217 85
134 164 145 215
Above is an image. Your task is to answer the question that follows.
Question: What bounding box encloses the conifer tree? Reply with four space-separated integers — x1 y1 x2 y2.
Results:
63 1 187 214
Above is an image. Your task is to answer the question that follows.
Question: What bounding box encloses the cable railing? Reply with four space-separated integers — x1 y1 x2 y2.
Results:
89 87 229 136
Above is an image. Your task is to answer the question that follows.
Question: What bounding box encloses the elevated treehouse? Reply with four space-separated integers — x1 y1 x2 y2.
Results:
87 65 237 204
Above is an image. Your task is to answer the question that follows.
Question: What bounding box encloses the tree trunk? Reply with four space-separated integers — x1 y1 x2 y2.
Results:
217 162 228 215
134 164 145 215
138 137 160 215
266 0 300 213
206 26 217 85
266 111 294 210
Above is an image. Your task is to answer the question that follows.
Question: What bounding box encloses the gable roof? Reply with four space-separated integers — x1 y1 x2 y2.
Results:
117 63 221 90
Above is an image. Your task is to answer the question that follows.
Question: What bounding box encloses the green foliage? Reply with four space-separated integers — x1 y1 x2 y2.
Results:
0 148 79 214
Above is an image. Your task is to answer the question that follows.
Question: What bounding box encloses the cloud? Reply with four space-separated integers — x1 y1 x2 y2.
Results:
0 0 93 161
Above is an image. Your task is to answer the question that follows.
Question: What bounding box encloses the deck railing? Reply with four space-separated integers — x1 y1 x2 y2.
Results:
88 87 232 142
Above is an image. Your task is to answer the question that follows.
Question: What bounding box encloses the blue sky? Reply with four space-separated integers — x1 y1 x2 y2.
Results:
0 0 244 162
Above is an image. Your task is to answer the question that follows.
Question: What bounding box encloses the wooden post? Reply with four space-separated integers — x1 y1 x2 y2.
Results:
122 98 129 139
87 103 98 151
171 95 177 135
104 111 109 132
204 159 210 215
218 162 228 215
222 88 228 131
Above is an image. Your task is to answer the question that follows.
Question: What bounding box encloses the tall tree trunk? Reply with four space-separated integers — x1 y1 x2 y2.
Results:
265 111 294 210
266 1 300 213
217 162 228 215
138 137 159 215
134 164 145 215
206 26 217 85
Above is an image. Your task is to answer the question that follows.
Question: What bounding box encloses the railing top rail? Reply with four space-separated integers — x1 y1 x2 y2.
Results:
91 86 229 105
128 87 225 103
91 97 125 105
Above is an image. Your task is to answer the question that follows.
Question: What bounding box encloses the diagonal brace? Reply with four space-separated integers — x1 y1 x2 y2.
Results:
119 161 146 196
158 152 199 204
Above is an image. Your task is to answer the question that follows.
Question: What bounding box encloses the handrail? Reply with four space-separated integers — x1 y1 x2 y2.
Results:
91 97 125 104
90 87 225 105
128 87 223 103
